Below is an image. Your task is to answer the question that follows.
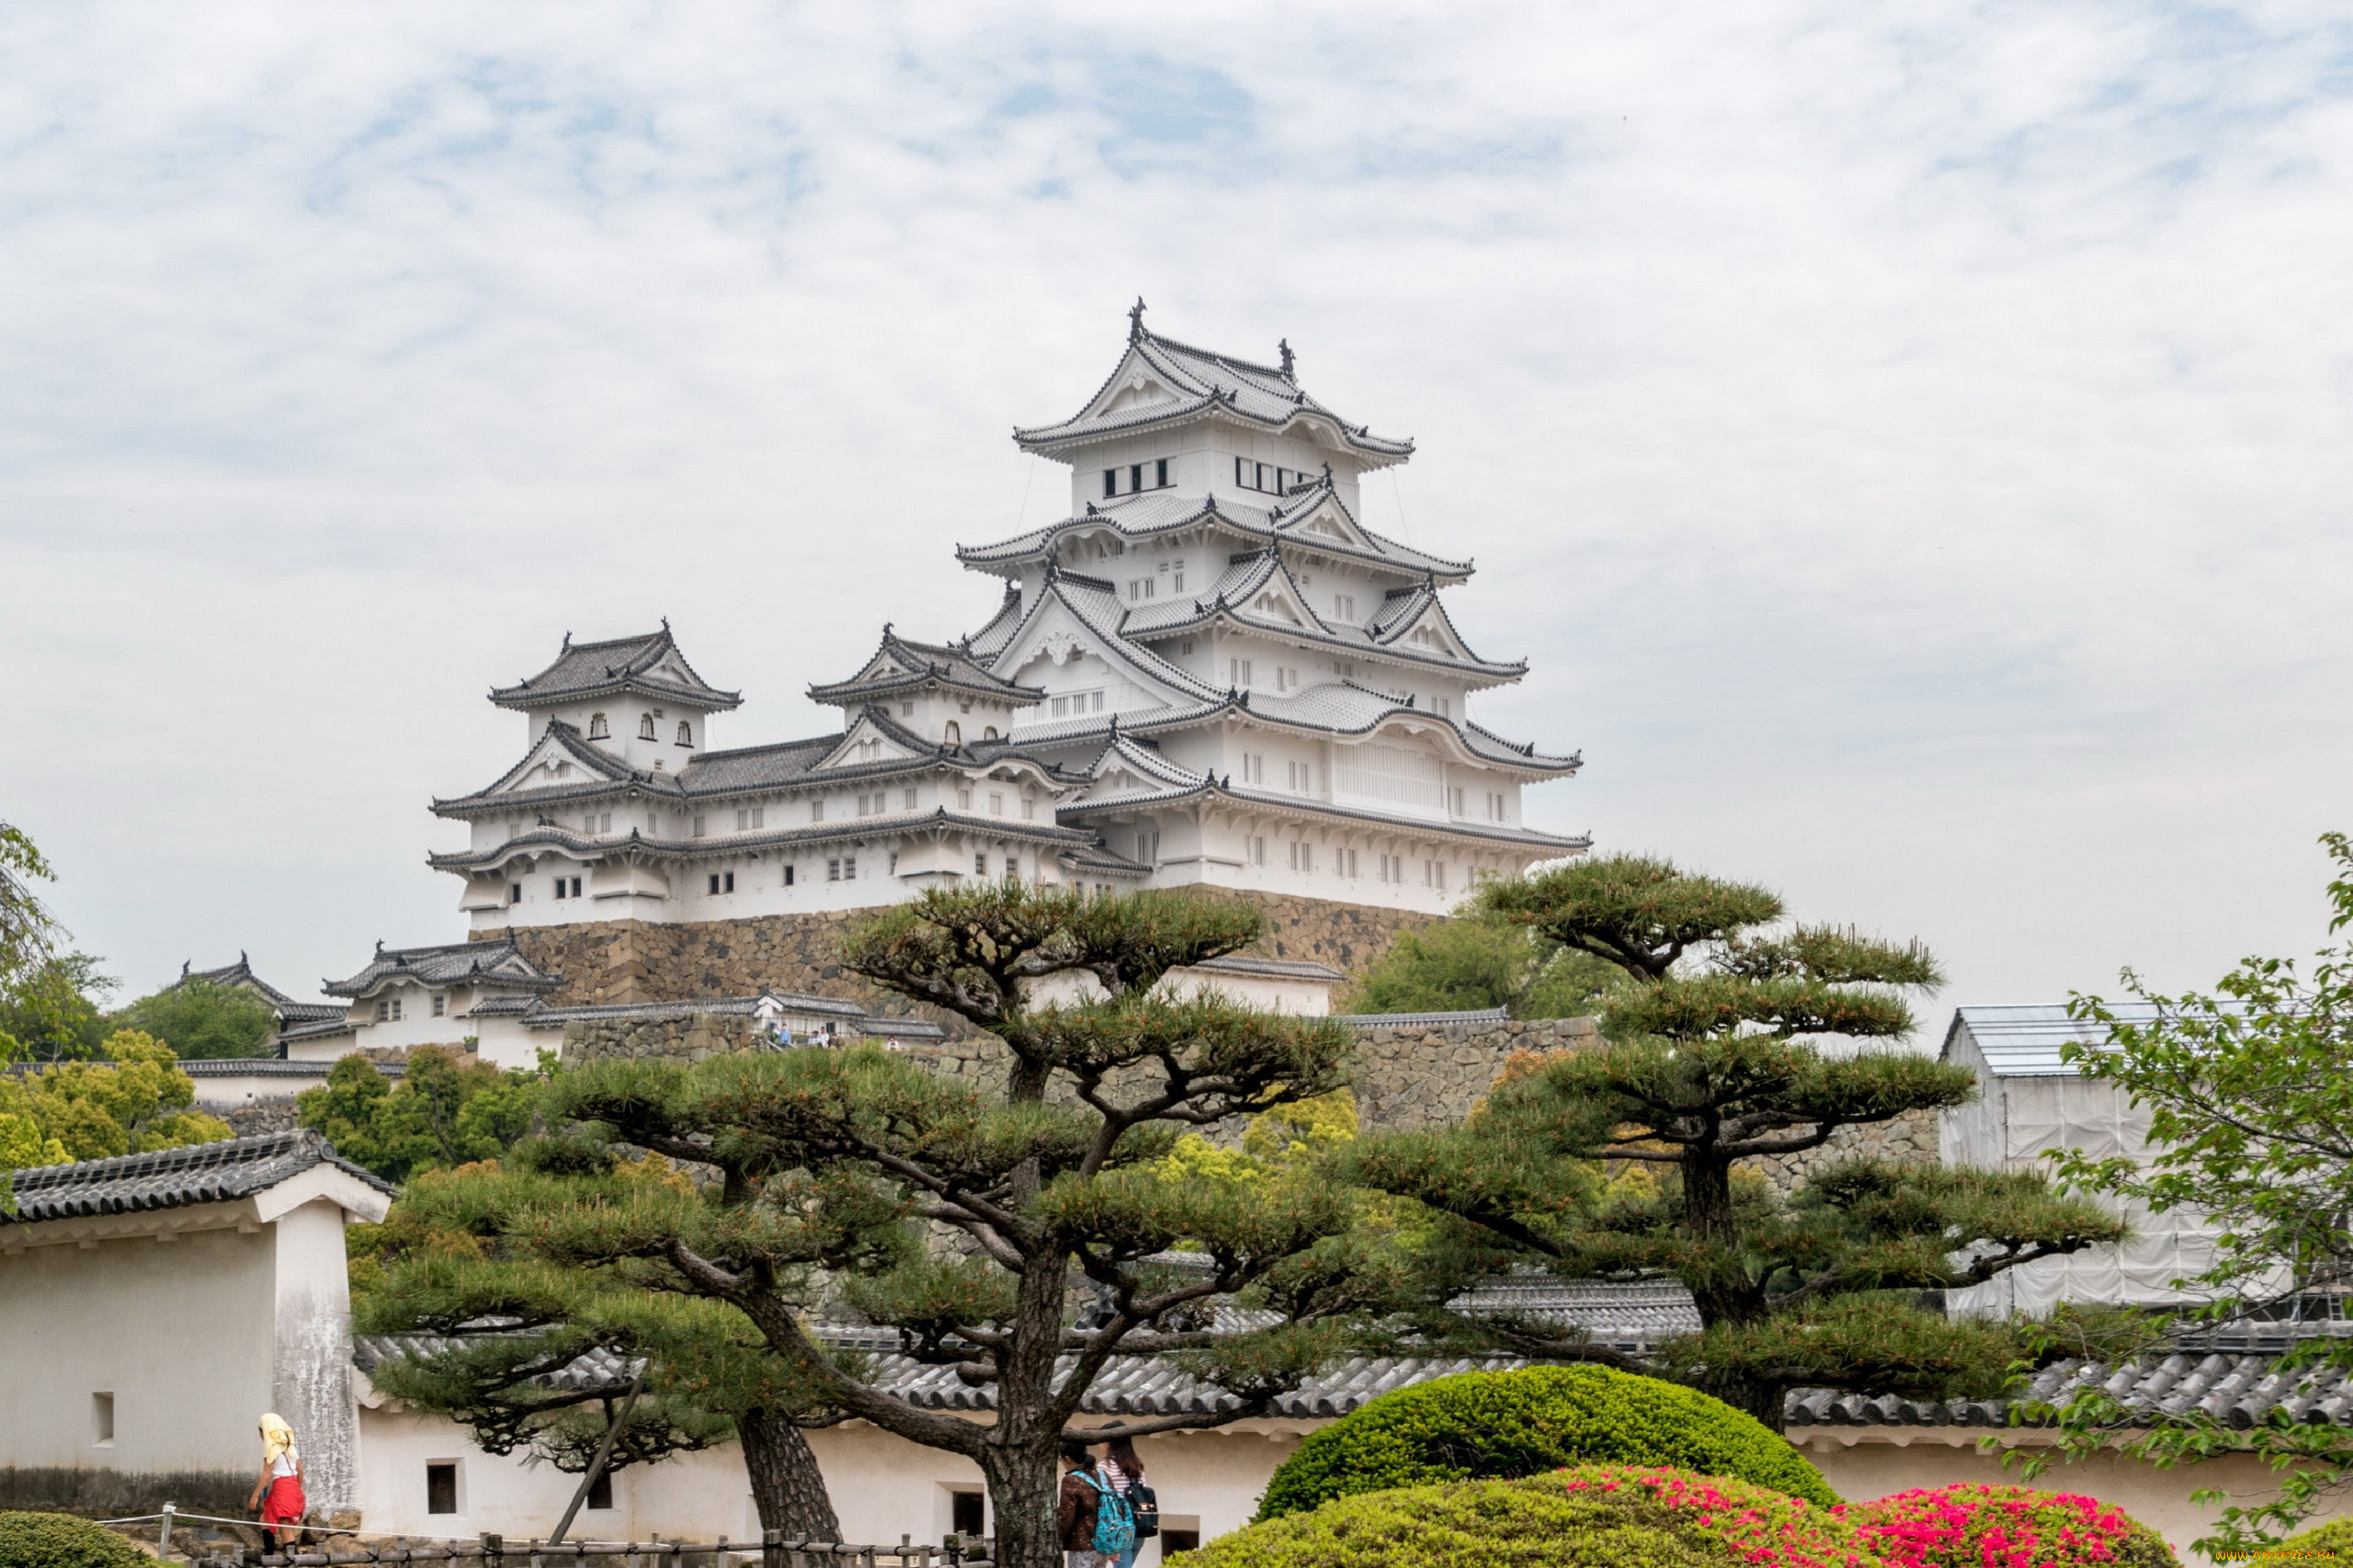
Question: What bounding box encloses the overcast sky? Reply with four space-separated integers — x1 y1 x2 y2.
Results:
4 2 2349 1023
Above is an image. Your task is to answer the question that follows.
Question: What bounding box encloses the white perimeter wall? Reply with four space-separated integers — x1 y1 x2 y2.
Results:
0 1222 275 1477
359 1410 1306 1556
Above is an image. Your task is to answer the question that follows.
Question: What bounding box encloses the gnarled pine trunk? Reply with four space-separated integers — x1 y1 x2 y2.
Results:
740 1406 841 1541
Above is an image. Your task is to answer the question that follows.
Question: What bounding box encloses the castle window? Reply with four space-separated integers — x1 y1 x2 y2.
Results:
1172 559 1186 592
1334 595 1356 620
901 703 914 717
1336 847 1358 878
1275 666 1298 692
1288 760 1313 792
431 993 446 1017
1486 792 1506 822
1228 659 1253 687
694 815 708 837
888 850 899 874
1434 695 1452 717
375 999 389 1022
944 721 961 745
676 722 693 746
973 853 987 876
640 714 657 740
1127 577 1156 601
1135 830 1160 864
509 882 523 904
585 1471 612 1512
903 788 917 809
1103 469 1117 499
708 872 735 894
1022 796 1036 821
426 1463 458 1516
1289 841 1313 873
826 857 857 882
811 799 824 822
1155 458 1168 487
552 875 581 899
588 712 609 739
782 864 796 886
989 793 1004 816
1448 787 1465 817
1241 754 1265 785
983 725 999 741
1425 859 1447 891
958 788 972 810
1248 836 1267 866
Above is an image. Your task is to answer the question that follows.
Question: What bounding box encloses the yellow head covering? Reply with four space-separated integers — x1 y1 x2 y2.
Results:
259 1415 298 1465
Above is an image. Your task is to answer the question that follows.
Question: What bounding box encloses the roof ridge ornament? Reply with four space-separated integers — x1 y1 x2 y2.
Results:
1128 296 1146 342
1279 338 1295 378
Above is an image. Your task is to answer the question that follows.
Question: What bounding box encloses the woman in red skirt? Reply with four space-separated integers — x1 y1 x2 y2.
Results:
247 1414 307 1547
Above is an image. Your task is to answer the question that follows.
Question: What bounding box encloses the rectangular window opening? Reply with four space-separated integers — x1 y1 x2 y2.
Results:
1103 469 1118 499
585 1471 613 1511
783 864 796 886
91 1392 113 1447
950 1488 984 1538
426 1463 458 1516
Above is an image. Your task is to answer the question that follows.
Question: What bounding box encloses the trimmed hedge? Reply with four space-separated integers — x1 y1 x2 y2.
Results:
1198 1465 1886 1568
2281 1517 2353 1558
1255 1366 1837 1518
0 1512 152 1568
1839 1483 2177 1567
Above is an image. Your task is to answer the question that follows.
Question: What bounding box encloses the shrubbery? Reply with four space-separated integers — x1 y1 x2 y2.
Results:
1201 1466 1881 1568
1256 1366 1837 1518
1839 1483 2177 1567
2280 1517 2353 1557
0 1511 151 1568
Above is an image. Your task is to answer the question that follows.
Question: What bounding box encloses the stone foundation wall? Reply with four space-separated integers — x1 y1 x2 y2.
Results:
487 892 1436 1029
1347 1016 1600 1130
563 1014 765 1063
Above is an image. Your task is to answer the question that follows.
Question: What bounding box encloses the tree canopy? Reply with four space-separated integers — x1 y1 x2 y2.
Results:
298 1046 550 1183
110 976 277 1060
506 884 1396 1568
1343 915 1620 1018
0 1031 233 1208
1348 853 2122 1426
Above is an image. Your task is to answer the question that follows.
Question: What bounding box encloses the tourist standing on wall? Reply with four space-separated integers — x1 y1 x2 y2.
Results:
1057 1443 1103 1567
247 1414 307 1547
1095 1426 1154 1568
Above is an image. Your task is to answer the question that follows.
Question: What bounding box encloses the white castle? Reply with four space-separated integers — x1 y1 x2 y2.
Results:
430 309 1586 929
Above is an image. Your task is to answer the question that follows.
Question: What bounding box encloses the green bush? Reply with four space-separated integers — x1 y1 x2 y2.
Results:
0 1511 151 1568
1199 1466 1881 1568
1255 1365 1837 1519
2281 1517 2353 1557
1839 1483 2177 1566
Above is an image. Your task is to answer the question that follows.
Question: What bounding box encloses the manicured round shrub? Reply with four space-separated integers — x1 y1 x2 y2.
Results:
1199 1465 1887 1568
1256 1365 1837 1518
1840 1483 2178 1567
0 1512 151 1568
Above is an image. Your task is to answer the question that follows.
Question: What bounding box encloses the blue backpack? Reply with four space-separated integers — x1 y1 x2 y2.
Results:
1080 1471 1136 1557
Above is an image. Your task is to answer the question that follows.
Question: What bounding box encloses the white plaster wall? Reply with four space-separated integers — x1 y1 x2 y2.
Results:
357 1409 1304 1557
275 1199 362 1512
1807 1434 2353 1562
0 1223 275 1478
188 1073 332 1108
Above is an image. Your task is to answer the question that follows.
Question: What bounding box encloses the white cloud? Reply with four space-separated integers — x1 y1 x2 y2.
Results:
3 0 2350 1017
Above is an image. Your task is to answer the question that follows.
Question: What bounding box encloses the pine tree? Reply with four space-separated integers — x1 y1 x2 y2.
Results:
1347 853 2125 1426
357 1135 851 1538
540 885 1388 1568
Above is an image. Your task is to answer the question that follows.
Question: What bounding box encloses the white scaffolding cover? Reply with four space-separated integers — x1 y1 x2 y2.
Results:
1939 1005 2231 1317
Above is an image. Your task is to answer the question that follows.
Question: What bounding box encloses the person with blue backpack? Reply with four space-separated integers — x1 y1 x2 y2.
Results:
1094 1426 1157 1568
1056 1441 1136 1567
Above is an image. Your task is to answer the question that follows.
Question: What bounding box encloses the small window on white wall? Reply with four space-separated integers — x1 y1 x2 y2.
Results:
676 722 693 746
1248 836 1267 866
588 712 609 739
639 713 657 740
426 1462 459 1516
431 993 446 1017
91 1392 113 1447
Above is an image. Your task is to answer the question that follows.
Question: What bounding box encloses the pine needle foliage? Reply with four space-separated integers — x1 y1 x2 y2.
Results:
355 1133 857 1538
547 884 1397 1568
1347 853 2123 1427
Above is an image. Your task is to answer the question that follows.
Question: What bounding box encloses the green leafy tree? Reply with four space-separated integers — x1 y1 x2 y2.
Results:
298 1046 551 1183
355 1139 847 1538
0 952 116 1062
0 1029 233 1205
2010 832 2353 1554
1345 916 1620 1018
1347 853 2124 1427
111 976 277 1060
539 885 1392 1568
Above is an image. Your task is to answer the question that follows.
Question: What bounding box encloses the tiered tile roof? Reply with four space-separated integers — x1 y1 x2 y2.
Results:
491 626 740 712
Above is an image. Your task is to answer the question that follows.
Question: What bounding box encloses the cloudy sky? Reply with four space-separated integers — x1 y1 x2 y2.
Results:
4 2 2349 1022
